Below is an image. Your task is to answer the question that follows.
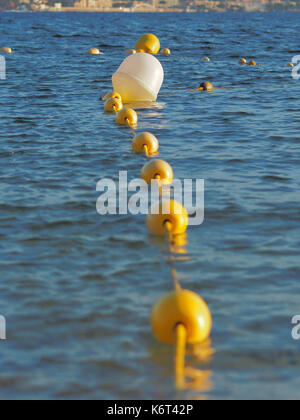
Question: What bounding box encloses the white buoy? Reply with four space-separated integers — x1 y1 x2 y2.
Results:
112 53 164 103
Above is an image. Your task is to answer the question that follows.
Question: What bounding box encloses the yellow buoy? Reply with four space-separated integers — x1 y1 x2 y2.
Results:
199 82 214 91
115 108 138 127
239 58 247 65
135 34 160 55
126 49 136 55
104 97 123 113
101 92 122 102
204 57 210 62
132 132 159 155
151 289 212 345
146 199 188 236
0 47 12 54
161 48 171 56
88 48 103 55
141 159 173 185
136 49 145 53
287 62 294 68
248 60 256 66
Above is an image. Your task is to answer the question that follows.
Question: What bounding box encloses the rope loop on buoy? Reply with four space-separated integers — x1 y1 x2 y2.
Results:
175 323 187 390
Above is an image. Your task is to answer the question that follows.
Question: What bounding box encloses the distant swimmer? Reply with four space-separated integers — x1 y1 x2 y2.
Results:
190 82 214 92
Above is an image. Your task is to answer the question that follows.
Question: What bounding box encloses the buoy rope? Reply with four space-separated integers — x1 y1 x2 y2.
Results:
175 323 187 390
126 118 136 137
164 222 188 388
164 222 181 293
143 144 149 157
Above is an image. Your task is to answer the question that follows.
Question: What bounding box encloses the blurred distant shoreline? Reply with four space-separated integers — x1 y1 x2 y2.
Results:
2 8 300 12
1 0 300 13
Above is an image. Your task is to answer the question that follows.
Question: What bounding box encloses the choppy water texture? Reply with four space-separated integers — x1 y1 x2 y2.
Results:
0 11 300 400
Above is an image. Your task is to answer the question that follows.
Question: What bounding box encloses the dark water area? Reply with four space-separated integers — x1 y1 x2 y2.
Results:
0 11 300 400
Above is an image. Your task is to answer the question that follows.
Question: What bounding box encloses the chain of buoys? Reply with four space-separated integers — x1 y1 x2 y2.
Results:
100 34 214 391
98 33 294 391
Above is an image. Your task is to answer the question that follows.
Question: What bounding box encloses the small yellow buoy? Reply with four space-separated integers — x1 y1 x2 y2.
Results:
0 47 12 54
126 49 136 55
141 159 173 185
135 34 160 55
248 60 257 66
88 48 103 55
146 199 188 236
104 97 123 113
101 92 122 102
115 108 138 127
287 62 294 68
199 82 214 91
132 132 159 155
161 48 171 57
151 289 212 345
239 58 247 65
204 57 210 62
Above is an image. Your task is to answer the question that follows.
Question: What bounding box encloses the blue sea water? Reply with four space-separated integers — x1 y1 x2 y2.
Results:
0 11 300 400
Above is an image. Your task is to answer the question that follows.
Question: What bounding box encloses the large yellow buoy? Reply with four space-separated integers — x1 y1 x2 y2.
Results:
101 91 122 102
151 289 212 345
132 132 159 155
146 199 188 236
141 159 173 185
0 47 12 54
135 34 160 55
239 58 247 65
88 48 103 55
104 97 123 113
161 48 171 57
115 108 138 127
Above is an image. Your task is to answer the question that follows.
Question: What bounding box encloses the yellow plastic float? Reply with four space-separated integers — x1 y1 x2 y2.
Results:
132 132 159 155
115 107 138 127
248 60 257 66
161 48 171 57
151 289 212 345
239 58 247 65
88 48 103 55
0 47 12 53
104 97 123 113
135 34 160 55
146 199 188 236
141 159 173 186
204 57 210 62
101 92 122 102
